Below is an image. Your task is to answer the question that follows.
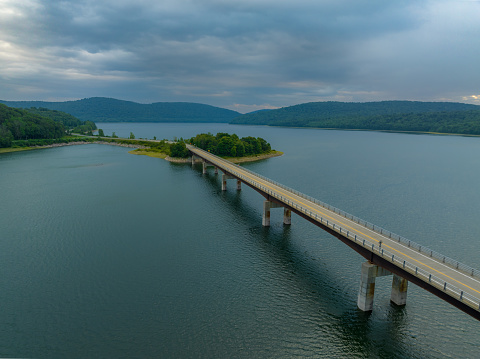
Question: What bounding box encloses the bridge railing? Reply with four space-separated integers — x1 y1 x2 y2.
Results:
190 146 480 307
255 183 480 312
215 156 480 281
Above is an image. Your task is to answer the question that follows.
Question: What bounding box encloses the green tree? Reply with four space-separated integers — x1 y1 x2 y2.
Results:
258 137 271 152
216 132 230 140
112 132 118 138
188 132 271 157
216 136 235 156
241 136 258 154
235 141 245 157
129 132 135 139
170 142 189 158
254 138 262 153
0 125 13 148
98 129 105 137
73 120 97 134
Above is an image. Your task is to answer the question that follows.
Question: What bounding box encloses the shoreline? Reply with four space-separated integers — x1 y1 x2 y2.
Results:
0 141 147 154
221 150 283 163
0 141 283 164
233 123 480 138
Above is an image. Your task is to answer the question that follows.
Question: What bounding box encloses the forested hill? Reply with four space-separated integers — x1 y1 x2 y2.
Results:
22 107 87 128
0 97 240 123
0 104 65 147
231 101 480 135
0 103 98 147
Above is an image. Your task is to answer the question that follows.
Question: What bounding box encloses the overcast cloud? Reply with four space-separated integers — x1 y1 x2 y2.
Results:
1 0 479 112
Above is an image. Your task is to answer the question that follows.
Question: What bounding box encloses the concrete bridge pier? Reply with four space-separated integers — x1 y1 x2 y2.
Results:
221 173 236 191
215 167 218 175
357 261 409 311
283 208 292 225
237 179 242 190
262 200 286 226
201 160 216 175
391 274 408 306
357 262 392 311
191 155 200 167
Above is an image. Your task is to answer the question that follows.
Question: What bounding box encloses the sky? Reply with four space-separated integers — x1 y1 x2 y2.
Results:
1 0 479 113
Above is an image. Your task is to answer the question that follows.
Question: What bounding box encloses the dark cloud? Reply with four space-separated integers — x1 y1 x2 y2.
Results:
1 0 479 112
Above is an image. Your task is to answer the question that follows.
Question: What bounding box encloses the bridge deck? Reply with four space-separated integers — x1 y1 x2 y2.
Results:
188 145 480 318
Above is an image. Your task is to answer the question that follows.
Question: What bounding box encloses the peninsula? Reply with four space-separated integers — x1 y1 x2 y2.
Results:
130 132 283 163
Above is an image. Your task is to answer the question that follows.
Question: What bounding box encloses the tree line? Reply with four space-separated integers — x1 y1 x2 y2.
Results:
231 101 480 135
169 132 271 158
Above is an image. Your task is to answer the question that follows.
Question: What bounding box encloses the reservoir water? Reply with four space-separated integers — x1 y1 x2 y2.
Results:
1 123 479 358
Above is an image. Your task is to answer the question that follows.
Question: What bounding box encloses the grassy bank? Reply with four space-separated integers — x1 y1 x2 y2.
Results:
128 148 168 159
0 147 34 154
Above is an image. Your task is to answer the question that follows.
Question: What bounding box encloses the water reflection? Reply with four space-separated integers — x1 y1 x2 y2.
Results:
188 162 430 358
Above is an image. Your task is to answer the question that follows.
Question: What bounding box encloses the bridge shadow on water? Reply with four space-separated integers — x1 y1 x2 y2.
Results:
186 164 430 358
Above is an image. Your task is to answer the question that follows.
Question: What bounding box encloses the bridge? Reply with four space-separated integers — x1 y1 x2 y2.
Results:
188 144 480 321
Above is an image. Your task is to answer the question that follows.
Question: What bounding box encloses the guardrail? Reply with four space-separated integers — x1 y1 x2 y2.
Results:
257 182 480 313
209 151 479 278
189 146 480 312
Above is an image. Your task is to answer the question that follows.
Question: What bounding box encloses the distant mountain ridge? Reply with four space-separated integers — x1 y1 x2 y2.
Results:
0 97 240 123
4 98 480 135
231 101 480 135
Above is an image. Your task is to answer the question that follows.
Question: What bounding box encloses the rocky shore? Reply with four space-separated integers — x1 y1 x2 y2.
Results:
165 156 192 163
